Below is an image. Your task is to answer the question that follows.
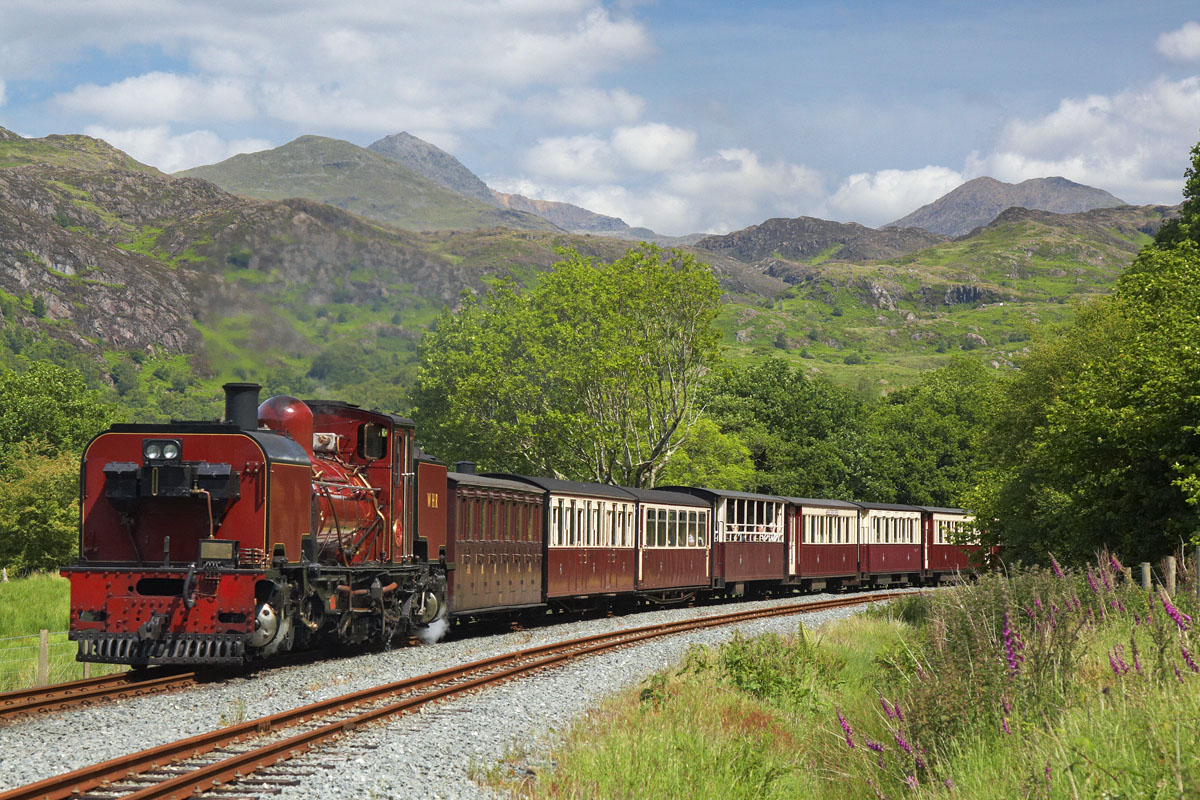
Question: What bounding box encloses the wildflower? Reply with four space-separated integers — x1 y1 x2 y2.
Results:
1101 568 1112 591
1108 646 1128 676
1176 666 1184 684
1160 590 1192 632
1183 645 1200 674
1050 554 1064 578
894 703 904 722
865 738 885 753
1045 763 1052 787
915 755 926 771
1110 554 1123 573
906 774 919 790
837 708 855 748
881 696 897 720
893 729 913 754
1086 569 1099 595
1001 716 1011 735
1002 611 1025 676
944 777 956 789
1024 606 1035 620
1130 634 1142 674
1034 596 1043 610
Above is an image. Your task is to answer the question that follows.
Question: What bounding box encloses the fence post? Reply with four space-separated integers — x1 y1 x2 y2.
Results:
1141 562 1152 593
83 661 91 680
37 629 50 686
1166 556 1177 596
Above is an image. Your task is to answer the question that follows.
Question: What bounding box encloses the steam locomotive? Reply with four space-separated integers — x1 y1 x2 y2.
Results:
62 383 978 667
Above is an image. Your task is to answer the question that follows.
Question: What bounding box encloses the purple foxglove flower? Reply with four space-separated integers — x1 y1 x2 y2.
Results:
1001 716 1011 735
1131 634 1142 674
837 708 855 748
906 774 919 789
1183 645 1199 673
1050 554 1064 578
1161 590 1192 632
894 729 913 754
865 738 885 753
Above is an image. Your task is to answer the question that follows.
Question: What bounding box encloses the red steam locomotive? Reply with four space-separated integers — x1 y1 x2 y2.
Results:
62 384 980 667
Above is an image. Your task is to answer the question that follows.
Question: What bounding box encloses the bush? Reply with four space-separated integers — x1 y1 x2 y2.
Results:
0 445 79 571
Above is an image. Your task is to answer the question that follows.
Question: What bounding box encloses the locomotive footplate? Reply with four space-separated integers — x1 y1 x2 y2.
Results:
71 630 248 666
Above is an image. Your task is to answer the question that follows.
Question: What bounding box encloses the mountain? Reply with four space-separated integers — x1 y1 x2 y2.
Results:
176 136 557 233
367 132 496 206
694 216 947 266
886 176 1126 237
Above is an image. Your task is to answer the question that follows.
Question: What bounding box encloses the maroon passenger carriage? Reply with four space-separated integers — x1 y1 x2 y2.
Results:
488 475 638 604
921 506 977 583
786 498 862 591
445 469 545 614
856 501 923 586
660 488 787 593
624 487 711 599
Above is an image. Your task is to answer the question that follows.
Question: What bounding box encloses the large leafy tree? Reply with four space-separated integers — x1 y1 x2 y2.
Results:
703 358 868 498
970 140 1200 563
0 361 118 571
861 357 1000 507
412 244 723 486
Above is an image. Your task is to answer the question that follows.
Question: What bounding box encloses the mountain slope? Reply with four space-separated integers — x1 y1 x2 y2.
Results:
367 132 496 205
887 176 1126 237
695 216 947 265
176 136 558 233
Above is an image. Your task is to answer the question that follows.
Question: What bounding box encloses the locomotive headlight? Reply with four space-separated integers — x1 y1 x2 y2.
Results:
142 439 182 462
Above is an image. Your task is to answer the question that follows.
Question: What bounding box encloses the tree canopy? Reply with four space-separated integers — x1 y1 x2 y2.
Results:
412 244 723 486
970 160 1200 563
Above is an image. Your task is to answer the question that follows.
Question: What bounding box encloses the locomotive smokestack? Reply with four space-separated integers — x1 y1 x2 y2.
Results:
455 461 476 474
223 382 262 430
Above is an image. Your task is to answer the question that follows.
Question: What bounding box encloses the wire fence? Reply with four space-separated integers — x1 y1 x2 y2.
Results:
0 630 121 692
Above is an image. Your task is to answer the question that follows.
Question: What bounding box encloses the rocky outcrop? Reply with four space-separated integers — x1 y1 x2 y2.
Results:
695 216 946 264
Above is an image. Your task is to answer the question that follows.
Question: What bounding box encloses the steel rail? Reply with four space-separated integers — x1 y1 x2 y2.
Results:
0 592 909 800
0 669 197 722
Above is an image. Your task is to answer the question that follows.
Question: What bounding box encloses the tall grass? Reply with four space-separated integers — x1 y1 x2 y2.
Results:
503 557 1200 799
0 572 117 689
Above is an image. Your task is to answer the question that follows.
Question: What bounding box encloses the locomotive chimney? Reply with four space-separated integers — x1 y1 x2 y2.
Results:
223 382 262 430
455 461 476 474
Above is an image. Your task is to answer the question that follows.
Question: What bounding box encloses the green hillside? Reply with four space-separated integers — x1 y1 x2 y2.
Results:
176 136 558 233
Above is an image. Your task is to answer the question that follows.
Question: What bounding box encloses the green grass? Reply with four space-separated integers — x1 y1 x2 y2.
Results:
498 561 1200 799
0 573 119 690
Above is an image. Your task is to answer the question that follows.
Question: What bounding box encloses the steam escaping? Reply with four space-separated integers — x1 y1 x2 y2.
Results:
415 611 449 645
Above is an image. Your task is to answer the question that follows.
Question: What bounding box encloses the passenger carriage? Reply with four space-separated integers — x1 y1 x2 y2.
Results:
786 498 861 591
487 475 637 600
624 487 712 598
446 471 545 614
660 488 787 592
921 506 977 582
856 501 923 586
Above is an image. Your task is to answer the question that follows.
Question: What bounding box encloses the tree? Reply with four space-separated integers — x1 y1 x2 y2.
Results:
657 417 756 491
0 445 79 571
970 240 1200 564
704 358 868 498
0 360 119 468
861 357 1000 507
1152 137 1200 247
413 244 723 486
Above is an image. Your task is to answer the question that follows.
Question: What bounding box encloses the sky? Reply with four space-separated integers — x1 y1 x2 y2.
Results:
2 1 1200 236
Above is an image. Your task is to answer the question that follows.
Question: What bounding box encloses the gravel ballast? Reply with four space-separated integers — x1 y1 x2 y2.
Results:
0 590 915 797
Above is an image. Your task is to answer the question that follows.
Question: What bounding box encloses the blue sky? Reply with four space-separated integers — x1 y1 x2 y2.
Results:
2 1 1199 234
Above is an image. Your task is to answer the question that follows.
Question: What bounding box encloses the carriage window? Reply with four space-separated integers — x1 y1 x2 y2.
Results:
666 510 676 547
592 503 601 547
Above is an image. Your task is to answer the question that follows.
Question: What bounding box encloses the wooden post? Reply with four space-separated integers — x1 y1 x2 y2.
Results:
1166 556 1177 596
37 630 50 686
83 661 91 679
1141 562 1152 593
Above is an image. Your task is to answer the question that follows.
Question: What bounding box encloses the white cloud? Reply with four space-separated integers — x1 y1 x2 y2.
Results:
1157 21 1200 62
527 87 645 127
0 78 6 108
968 76 1200 203
522 134 616 182
508 136 825 235
58 72 256 124
84 125 271 174
825 166 965 226
612 123 696 171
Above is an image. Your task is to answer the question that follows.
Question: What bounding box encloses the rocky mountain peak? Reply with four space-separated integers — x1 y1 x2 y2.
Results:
368 131 496 206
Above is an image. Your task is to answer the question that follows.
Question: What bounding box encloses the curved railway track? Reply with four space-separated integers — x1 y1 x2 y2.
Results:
0 592 909 800
0 669 198 722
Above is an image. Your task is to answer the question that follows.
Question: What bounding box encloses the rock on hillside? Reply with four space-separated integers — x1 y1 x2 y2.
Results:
177 136 557 233
887 176 1126 237
491 191 632 234
695 216 946 265
368 132 496 206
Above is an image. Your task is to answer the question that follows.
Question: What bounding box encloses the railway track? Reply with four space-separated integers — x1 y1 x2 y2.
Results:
0 591 908 800
0 669 198 722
